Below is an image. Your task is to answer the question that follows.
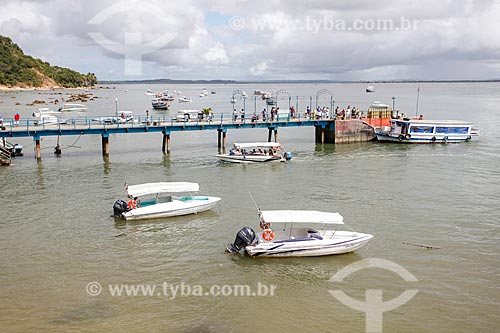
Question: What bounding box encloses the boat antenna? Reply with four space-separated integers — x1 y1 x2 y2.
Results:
415 84 420 117
248 192 261 215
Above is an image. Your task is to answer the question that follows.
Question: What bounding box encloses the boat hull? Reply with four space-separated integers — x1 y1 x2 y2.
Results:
245 231 373 258
376 132 474 143
216 154 285 163
122 196 220 220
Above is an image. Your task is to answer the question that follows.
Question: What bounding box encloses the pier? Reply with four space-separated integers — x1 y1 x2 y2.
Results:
0 114 377 161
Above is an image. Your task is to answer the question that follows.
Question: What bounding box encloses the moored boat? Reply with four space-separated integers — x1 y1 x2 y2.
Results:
226 210 373 258
113 182 221 220
376 118 478 143
216 142 292 163
58 103 88 112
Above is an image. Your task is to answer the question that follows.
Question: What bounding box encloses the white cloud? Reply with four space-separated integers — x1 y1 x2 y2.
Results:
1 0 499 80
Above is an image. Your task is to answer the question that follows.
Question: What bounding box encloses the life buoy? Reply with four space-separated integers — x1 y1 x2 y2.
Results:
405 134 411 140
431 136 436 142
466 136 472 142
262 229 275 241
398 135 404 141
442 136 448 143
127 199 137 209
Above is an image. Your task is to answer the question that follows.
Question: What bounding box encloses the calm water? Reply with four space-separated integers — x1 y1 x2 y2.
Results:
1 82 499 332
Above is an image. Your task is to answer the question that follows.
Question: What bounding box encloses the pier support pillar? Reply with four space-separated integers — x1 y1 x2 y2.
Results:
268 128 272 142
162 130 171 154
35 138 41 161
321 127 325 144
101 133 109 157
217 128 227 150
274 129 278 142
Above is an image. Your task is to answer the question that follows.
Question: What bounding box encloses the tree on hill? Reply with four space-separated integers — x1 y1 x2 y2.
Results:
0 35 98 88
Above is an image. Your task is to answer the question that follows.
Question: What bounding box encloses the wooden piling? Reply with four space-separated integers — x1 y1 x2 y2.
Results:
35 139 41 161
274 129 278 142
268 128 272 142
222 131 227 148
101 134 109 157
162 131 171 154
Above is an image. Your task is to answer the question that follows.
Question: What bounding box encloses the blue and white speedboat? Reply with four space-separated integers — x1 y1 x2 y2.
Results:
376 119 478 143
113 182 221 220
226 210 373 258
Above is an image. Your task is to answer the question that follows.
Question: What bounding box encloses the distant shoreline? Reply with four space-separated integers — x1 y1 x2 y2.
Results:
98 79 500 85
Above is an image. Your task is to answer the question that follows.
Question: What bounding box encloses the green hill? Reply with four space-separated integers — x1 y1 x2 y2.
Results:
0 35 97 88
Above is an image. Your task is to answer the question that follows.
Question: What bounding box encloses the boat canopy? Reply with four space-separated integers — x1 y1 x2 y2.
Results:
127 182 199 197
234 142 282 149
261 210 344 224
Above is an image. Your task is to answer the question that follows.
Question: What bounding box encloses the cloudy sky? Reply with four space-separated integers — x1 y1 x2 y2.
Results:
1 0 499 81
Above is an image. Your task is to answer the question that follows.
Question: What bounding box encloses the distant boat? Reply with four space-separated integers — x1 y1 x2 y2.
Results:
366 85 375 93
152 97 170 109
230 97 237 104
178 96 192 103
58 103 88 112
210 90 216 94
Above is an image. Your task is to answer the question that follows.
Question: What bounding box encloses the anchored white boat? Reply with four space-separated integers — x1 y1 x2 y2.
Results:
32 108 67 126
227 210 373 258
58 103 88 112
216 142 292 163
113 182 221 220
366 85 375 92
92 111 134 124
376 119 479 143
178 96 192 103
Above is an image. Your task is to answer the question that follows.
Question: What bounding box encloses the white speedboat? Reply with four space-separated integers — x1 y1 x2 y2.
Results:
216 142 292 163
178 96 192 103
58 103 88 112
376 118 478 143
92 111 134 124
113 182 221 221
366 85 375 92
32 108 67 126
226 210 373 258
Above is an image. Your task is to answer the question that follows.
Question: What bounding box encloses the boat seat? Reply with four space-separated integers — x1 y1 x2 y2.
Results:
309 234 323 240
157 195 172 203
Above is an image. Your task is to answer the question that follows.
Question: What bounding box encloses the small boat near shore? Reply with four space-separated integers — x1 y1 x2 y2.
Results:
216 142 292 163
226 210 373 258
58 103 88 112
113 182 221 220
32 108 67 126
178 96 192 103
376 118 479 143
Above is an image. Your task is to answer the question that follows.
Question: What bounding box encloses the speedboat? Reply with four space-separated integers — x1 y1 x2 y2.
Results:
173 110 203 122
376 118 479 143
178 96 192 103
113 182 221 221
216 142 292 163
58 103 88 112
366 85 375 92
32 108 67 126
226 210 373 258
92 111 134 124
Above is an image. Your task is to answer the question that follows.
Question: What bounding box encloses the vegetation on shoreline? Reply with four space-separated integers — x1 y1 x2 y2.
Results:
0 35 97 89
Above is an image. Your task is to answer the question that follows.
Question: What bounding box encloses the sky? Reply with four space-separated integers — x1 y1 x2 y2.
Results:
1 0 500 81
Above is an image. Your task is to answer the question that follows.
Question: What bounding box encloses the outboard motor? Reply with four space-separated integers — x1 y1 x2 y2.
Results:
284 151 293 161
113 199 130 218
226 227 256 253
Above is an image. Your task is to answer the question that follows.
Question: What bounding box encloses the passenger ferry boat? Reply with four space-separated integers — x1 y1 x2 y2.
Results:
376 119 478 143
216 142 292 163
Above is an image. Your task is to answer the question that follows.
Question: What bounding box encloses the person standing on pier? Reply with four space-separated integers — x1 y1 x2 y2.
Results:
233 109 238 122
240 108 245 122
14 112 20 127
262 109 266 121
